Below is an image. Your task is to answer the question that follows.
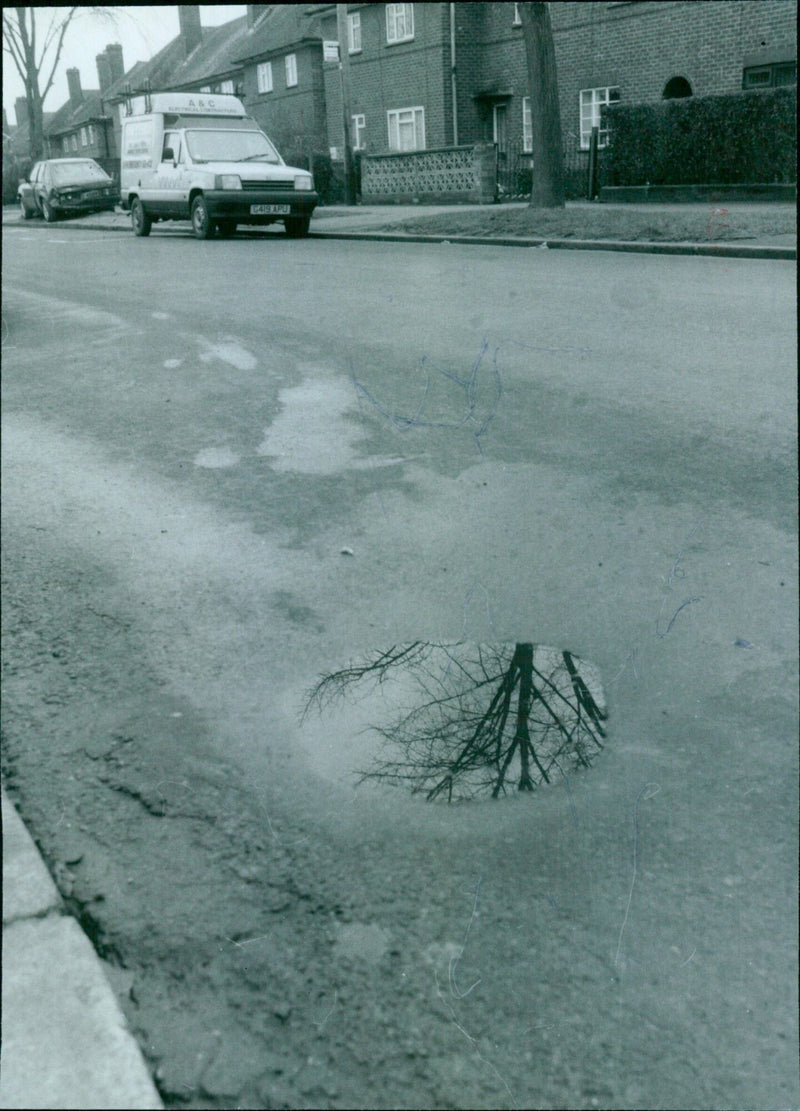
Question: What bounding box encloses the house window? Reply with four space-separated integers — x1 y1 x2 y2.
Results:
579 86 620 148
743 61 796 88
63 137 70 153
88 124 95 144
257 61 273 93
348 11 361 53
200 86 211 93
522 97 532 152
80 126 87 146
386 3 414 45
285 53 297 87
71 134 78 151
352 113 366 150
219 79 234 94
387 106 425 151
513 3 521 25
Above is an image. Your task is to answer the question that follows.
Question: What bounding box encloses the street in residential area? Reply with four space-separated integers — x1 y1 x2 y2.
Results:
2 223 797 1109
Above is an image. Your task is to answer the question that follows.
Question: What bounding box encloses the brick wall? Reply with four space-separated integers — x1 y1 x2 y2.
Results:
242 43 327 163
321 3 451 155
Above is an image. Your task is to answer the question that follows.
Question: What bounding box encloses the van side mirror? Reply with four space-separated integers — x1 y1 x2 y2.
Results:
163 147 175 164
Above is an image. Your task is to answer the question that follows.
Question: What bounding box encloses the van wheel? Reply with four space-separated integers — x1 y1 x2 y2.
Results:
284 214 310 238
131 198 152 237
216 220 237 238
191 195 215 240
41 197 57 222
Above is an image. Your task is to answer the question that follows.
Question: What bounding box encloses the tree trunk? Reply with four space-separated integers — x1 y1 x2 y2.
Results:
519 3 565 209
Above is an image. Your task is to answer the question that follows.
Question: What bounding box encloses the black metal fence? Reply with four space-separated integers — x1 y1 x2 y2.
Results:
495 131 605 201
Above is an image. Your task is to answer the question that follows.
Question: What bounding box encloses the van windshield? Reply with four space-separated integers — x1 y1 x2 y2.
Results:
184 128 281 164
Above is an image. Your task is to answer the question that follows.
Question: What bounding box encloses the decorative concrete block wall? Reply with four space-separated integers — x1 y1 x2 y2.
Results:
360 142 497 204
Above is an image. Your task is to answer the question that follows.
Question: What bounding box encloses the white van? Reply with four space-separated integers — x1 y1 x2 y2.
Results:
119 92 317 239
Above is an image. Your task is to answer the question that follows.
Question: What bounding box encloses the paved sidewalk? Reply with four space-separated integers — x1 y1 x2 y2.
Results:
2 202 796 258
1 787 162 1110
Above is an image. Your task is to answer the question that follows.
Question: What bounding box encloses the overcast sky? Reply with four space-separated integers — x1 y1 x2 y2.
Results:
3 6 247 123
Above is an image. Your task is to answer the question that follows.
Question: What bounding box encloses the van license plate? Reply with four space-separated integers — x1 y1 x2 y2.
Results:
250 204 290 215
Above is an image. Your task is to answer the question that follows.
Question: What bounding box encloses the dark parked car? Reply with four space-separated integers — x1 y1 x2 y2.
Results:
18 158 119 222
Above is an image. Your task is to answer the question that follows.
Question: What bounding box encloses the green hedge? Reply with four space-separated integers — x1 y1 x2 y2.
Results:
606 86 797 186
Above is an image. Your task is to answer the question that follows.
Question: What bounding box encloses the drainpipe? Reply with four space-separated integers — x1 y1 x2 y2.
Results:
450 3 458 146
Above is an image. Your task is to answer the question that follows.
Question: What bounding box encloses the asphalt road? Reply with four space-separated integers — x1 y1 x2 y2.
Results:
2 225 797 1110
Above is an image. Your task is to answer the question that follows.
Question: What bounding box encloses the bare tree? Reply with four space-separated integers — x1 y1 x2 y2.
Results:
304 642 606 801
3 7 78 161
518 2 565 208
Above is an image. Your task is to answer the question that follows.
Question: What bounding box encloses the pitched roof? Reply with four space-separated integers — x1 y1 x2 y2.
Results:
233 5 322 63
46 91 108 136
103 14 251 100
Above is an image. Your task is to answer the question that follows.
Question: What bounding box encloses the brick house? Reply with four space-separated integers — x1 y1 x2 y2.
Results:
313 1 795 192
43 48 125 178
233 5 328 171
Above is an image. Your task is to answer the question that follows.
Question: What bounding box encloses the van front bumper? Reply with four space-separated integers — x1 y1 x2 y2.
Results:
204 190 318 222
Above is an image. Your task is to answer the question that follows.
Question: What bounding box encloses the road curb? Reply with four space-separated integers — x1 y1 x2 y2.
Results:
307 229 797 260
3 216 795 259
1 787 163 1110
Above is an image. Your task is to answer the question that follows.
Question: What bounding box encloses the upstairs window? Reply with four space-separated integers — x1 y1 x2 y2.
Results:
285 53 298 88
386 4 414 45
219 79 234 94
257 61 273 93
80 126 87 146
387 106 425 151
348 11 362 53
88 124 95 144
579 86 620 149
513 3 521 26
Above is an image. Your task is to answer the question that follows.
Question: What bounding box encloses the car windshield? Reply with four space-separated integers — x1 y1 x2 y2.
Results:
184 129 281 164
50 161 109 183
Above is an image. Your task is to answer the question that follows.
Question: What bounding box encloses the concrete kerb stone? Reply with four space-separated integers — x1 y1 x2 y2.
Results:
2 208 795 260
1 788 163 1110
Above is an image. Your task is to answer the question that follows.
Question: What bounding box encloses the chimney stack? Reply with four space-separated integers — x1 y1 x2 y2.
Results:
178 6 203 57
66 67 83 106
96 53 113 93
15 96 29 128
105 43 125 84
247 5 264 29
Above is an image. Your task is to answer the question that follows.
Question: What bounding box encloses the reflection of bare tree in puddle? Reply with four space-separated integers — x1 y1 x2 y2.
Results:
303 643 607 801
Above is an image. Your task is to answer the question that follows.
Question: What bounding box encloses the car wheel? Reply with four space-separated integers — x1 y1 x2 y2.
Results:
41 197 57 222
284 214 310 238
131 197 152 237
216 220 237 238
19 197 33 220
191 195 215 240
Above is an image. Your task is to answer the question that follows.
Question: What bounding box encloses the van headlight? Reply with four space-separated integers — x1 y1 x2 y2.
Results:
215 175 242 190
294 174 313 191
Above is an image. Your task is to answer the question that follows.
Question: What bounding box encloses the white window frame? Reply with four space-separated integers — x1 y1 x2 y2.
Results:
200 86 211 93
579 86 620 149
63 137 70 154
387 105 425 152
522 97 532 152
348 11 362 53
257 60 273 93
88 123 95 144
71 134 78 151
219 79 234 94
285 53 298 88
352 113 366 150
80 126 87 146
386 3 414 45
513 3 521 26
